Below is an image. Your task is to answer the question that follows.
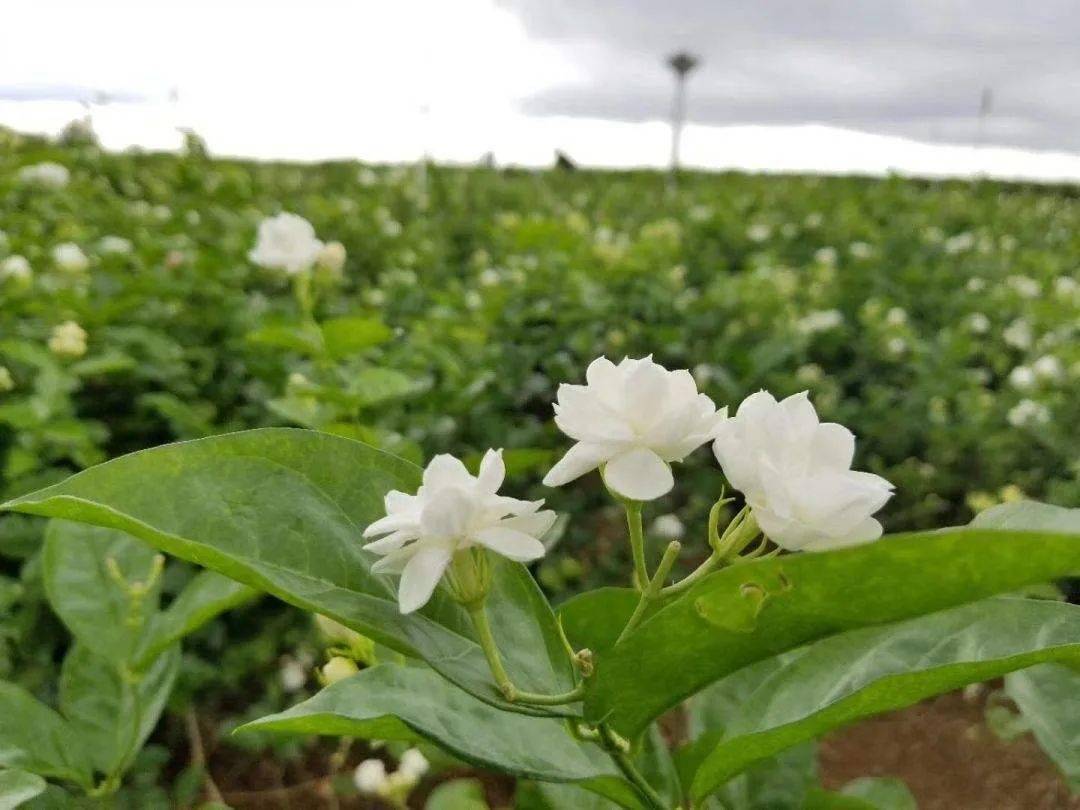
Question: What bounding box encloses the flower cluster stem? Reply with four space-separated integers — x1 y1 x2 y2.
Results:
467 602 586 706
616 540 681 644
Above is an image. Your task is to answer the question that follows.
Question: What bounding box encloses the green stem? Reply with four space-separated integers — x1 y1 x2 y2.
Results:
468 603 585 706
660 551 719 598
601 726 668 810
625 501 649 591
467 603 516 701
616 540 681 644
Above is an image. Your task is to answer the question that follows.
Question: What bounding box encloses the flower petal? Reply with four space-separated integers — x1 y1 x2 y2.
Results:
477 448 505 493
362 513 417 538
603 447 674 501
363 530 415 554
543 442 615 487
422 454 473 490
811 423 855 469
397 546 453 614
419 487 472 537
498 509 557 538
474 527 547 562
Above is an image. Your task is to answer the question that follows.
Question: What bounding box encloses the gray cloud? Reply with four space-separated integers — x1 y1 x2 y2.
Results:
500 0 1080 150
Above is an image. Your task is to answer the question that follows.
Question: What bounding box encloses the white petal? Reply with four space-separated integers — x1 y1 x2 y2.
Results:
385 490 416 514
419 487 473 537
811 423 855 469
543 442 616 487
498 510 557 538
363 530 415 554
477 448 505 493
603 447 674 501
623 358 671 429
397 546 453 613
803 518 883 551
779 391 819 435
474 527 547 561
422 454 473 490
362 513 417 538
370 546 415 574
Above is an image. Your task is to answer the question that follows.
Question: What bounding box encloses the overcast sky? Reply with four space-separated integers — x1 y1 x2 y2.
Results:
505 0 1080 150
2 0 1079 177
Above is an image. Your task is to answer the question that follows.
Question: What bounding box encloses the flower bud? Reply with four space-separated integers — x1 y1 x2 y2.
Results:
0 366 13 393
320 656 359 685
48 321 87 358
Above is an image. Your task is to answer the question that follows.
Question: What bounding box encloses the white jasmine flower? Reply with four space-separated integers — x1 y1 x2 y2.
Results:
885 307 908 327
364 450 554 614
1003 319 1033 350
279 656 308 692
849 241 874 259
813 247 838 266
397 749 429 782
316 240 347 274
52 243 89 273
1009 366 1036 389
543 356 724 501
48 321 87 358
1054 276 1078 297
1033 355 1063 381
1008 399 1050 428
746 223 771 243
98 236 133 255
966 277 986 293
479 268 501 286
712 391 894 551
248 212 324 274
650 514 685 540
886 337 907 356
1006 275 1040 298
0 255 31 283
354 759 388 795
944 232 975 254
797 309 844 335
18 162 70 188
804 212 824 229
966 313 990 334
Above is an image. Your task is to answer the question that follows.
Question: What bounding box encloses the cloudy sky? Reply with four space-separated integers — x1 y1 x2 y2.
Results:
2 0 1079 178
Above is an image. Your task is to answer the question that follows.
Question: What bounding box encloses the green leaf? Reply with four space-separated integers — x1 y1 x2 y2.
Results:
709 744 817 810
586 520 1080 736
682 598 1080 800
59 644 180 778
137 571 257 666
0 769 46 810
319 316 392 359
971 501 1080 533
515 781 621 809
0 682 92 787
1 429 575 717
1005 664 1080 790
43 521 160 666
238 663 642 809
246 322 323 355
425 779 489 810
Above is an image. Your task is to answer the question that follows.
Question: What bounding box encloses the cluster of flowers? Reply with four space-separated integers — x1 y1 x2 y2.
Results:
364 356 894 613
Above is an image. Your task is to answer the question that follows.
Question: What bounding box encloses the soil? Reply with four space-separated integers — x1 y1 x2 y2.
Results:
196 689 1078 809
820 690 1080 810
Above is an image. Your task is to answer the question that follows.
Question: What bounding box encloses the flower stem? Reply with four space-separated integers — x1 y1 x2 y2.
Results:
600 725 668 810
467 603 517 701
625 501 649 591
616 540 681 644
467 602 586 706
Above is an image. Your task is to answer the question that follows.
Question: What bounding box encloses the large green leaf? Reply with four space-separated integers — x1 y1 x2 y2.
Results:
136 570 257 666
43 521 161 666
1 429 575 717
1005 664 1080 790
681 598 1080 800
424 779 489 810
240 663 646 809
0 769 46 810
319 316 392 359
0 683 91 788
585 519 1080 735
58 644 180 778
